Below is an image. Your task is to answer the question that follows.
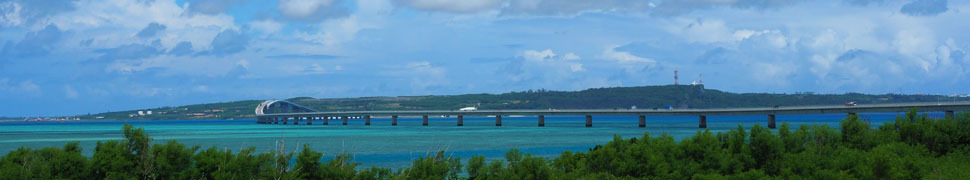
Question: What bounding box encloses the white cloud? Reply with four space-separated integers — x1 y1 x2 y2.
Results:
295 0 387 47
521 49 580 62
406 61 445 74
522 49 556 61
667 18 735 44
48 0 238 51
249 19 283 34
395 61 448 90
395 0 503 13
0 78 41 96
193 85 210 92
0 1 23 26
601 46 656 64
304 63 326 74
278 0 338 18
64 85 79 99
569 63 585 72
667 18 791 49
562 53 580 60
236 59 249 69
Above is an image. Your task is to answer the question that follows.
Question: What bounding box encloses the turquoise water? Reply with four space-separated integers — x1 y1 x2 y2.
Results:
0 113 941 168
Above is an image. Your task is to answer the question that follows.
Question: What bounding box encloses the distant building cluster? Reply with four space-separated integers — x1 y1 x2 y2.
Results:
129 110 153 117
949 94 970 98
22 116 81 122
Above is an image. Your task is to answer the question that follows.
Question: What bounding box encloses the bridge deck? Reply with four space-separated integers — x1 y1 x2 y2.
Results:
257 101 970 117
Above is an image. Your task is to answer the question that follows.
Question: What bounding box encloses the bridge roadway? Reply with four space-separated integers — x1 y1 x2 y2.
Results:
255 101 970 128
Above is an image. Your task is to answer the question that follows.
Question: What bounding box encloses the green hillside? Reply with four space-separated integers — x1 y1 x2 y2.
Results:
76 85 967 120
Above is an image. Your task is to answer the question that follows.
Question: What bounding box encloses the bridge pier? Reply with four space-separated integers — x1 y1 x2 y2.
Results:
294 117 300 125
307 117 312 125
585 115 592 127
392 115 398 126
768 114 776 129
639 115 646 128
323 116 329 125
423 115 429 126
457 115 464 126
274 117 279 124
538 115 545 127
699 115 707 128
342 116 348 125
365 116 371 125
946 110 954 120
496 115 502 126
283 117 288 124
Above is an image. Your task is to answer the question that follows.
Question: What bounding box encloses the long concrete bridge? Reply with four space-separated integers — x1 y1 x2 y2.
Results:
255 100 970 128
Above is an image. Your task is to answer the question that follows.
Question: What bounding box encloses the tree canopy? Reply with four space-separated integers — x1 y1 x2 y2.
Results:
5 109 970 179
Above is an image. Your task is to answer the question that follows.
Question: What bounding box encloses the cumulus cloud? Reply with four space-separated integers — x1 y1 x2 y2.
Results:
1 24 64 58
136 22 166 38
186 0 244 15
502 0 653 16
266 54 341 60
843 0 886 6
303 63 326 74
0 0 77 26
569 64 585 72
0 78 41 96
497 49 586 84
399 61 448 90
207 29 248 56
653 0 807 16
249 19 282 34
95 42 164 60
277 0 349 22
602 46 656 64
394 0 503 13
0 1 23 26
900 0 948 16
63 85 78 99
167 41 193 56
694 47 730 64
225 60 250 78
521 49 580 61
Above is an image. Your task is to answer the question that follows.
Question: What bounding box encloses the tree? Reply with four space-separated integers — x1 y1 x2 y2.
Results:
152 140 197 180
294 144 324 179
749 124 783 175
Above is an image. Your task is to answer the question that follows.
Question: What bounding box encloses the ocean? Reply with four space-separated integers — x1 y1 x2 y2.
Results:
0 112 943 168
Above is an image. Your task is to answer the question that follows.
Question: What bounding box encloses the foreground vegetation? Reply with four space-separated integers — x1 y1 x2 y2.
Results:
4 109 970 179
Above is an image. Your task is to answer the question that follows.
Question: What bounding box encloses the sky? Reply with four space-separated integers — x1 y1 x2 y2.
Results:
1 0 969 116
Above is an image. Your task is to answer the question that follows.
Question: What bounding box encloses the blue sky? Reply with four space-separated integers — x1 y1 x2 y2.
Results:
1 0 968 116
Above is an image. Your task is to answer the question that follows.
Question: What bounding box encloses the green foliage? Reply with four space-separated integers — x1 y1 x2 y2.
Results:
152 140 197 179
401 151 462 179
6 111 970 179
0 142 89 180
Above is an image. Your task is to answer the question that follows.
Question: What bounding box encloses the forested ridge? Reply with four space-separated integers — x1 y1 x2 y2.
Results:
75 85 967 120
5 109 969 179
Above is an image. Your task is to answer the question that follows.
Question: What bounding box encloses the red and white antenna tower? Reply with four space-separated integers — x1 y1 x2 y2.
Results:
674 69 679 85
699 73 703 84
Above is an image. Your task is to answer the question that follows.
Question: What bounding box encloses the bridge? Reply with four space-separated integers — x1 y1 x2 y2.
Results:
254 100 970 128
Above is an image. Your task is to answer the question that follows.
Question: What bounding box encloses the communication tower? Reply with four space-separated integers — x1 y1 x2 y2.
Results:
674 69 679 85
